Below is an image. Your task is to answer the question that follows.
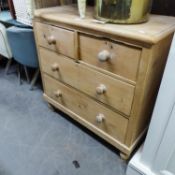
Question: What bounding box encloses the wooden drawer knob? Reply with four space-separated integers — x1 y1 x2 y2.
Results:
51 63 59 72
96 84 107 95
96 113 105 123
98 50 111 62
54 90 62 98
47 35 56 45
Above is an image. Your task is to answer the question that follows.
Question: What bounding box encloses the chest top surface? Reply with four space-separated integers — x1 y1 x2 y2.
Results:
34 5 175 45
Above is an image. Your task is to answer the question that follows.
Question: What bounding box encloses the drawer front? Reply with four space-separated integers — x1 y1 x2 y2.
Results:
39 48 134 116
79 34 141 82
78 64 135 116
43 74 128 143
35 22 75 58
39 47 78 88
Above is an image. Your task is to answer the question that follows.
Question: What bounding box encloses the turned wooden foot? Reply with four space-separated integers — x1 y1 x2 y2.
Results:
120 152 129 160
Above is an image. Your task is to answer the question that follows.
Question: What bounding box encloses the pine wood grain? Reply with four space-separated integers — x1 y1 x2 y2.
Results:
35 22 76 58
34 5 175 45
79 33 141 82
33 6 175 158
43 74 128 143
39 48 135 116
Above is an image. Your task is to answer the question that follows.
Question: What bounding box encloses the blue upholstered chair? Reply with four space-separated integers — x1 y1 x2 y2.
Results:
7 26 39 90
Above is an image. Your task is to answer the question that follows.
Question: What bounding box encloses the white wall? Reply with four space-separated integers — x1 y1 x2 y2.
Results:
126 34 175 175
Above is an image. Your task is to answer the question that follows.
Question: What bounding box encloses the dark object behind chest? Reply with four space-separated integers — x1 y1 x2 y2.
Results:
151 0 175 16
85 0 175 16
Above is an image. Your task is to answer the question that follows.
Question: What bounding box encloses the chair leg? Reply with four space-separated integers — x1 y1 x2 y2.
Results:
30 68 40 90
5 59 12 75
24 66 30 83
17 64 22 85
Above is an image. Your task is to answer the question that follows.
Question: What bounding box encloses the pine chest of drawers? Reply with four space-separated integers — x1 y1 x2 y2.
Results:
34 5 175 159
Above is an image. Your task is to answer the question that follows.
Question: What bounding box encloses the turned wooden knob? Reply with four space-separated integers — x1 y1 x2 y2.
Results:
47 35 56 45
98 50 111 62
96 84 107 95
54 90 62 98
96 113 105 123
51 63 59 72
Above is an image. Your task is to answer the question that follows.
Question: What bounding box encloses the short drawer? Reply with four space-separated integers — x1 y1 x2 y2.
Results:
43 74 128 143
39 47 78 88
79 34 141 82
39 48 135 116
35 22 75 58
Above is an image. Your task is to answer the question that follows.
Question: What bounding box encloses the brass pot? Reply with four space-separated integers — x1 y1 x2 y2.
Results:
95 0 153 24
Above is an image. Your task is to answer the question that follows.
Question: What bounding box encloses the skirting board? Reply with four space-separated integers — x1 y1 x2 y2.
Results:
126 146 174 175
127 146 157 175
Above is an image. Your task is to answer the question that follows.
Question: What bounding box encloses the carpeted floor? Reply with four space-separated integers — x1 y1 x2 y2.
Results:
0 62 127 175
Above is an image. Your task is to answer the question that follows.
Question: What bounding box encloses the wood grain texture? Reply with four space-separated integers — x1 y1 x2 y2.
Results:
79 33 141 82
43 74 128 143
33 7 175 158
125 34 174 147
34 22 75 58
39 48 135 116
77 64 135 116
34 5 175 45
39 47 79 87
44 93 132 154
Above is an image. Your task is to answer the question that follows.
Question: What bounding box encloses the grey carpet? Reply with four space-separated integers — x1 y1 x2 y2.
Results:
0 64 127 175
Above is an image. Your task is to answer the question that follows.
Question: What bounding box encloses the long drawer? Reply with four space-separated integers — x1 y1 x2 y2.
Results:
39 48 135 116
79 34 141 82
35 22 75 58
43 74 128 143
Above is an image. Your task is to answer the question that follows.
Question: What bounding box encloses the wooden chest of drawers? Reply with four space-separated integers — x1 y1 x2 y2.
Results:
34 5 175 159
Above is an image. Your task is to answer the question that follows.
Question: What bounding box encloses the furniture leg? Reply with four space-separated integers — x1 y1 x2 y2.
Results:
24 66 30 83
7 0 16 19
5 59 12 75
30 68 40 90
120 152 129 160
17 64 22 85
34 8 175 159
